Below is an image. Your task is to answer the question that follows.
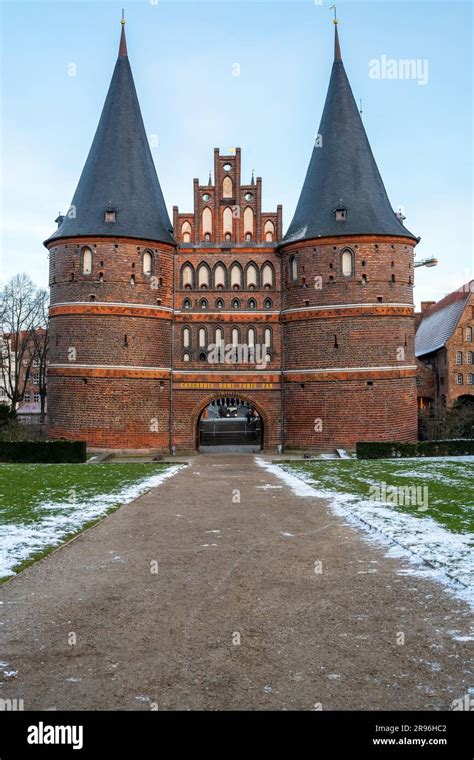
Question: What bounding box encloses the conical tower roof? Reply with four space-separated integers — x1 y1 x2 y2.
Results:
284 24 416 244
46 21 174 246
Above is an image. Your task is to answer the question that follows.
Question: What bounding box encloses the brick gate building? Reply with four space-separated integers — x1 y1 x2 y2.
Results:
45 20 419 452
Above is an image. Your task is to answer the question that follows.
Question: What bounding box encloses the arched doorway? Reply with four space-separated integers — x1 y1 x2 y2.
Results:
197 397 263 452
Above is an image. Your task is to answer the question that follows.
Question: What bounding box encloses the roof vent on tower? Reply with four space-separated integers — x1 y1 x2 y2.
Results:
55 213 65 228
396 208 406 222
104 203 117 223
334 201 347 222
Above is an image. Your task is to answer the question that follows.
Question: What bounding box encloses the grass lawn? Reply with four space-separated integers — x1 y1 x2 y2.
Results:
283 458 474 535
0 462 178 581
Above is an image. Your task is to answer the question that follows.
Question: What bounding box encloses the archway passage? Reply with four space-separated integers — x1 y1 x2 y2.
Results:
198 397 262 452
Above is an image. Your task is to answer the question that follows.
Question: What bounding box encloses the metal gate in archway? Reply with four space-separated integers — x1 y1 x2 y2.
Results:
198 397 262 450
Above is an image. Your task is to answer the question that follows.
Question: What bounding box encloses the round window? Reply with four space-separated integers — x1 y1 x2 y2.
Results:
223 163 232 171
202 193 210 201
244 193 253 201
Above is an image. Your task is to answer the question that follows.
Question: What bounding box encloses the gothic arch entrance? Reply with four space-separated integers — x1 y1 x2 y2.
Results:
195 395 264 452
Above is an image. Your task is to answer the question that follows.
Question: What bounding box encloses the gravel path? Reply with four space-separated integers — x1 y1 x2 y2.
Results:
0 454 471 710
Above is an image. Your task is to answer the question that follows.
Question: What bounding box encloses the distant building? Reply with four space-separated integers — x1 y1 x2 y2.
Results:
415 282 474 408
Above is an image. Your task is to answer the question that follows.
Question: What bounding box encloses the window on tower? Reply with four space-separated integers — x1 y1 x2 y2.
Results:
181 221 192 243
264 220 275 242
81 247 92 275
143 250 153 276
341 249 354 277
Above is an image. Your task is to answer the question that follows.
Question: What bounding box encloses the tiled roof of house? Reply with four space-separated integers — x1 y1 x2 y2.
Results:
415 282 473 357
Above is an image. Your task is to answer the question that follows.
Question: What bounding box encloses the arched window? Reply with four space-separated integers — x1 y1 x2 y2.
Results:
198 264 210 289
183 298 191 310
215 327 224 347
248 298 257 309
223 176 233 198
264 328 272 348
466 327 473 342
216 298 224 310
214 263 226 290
456 351 463 365
231 328 239 347
467 351 473 365
246 263 258 290
264 298 273 309
341 249 354 277
143 250 153 276
81 246 92 275
244 207 254 239
199 298 208 310
223 207 233 238
232 298 240 310
264 220 275 242
181 263 194 289
468 373 474 385
230 263 242 290
262 263 274 289
202 208 212 236
198 327 207 348
290 255 297 281
248 327 256 347
183 327 191 348
457 373 464 385
183 352 190 362
181 221 192 243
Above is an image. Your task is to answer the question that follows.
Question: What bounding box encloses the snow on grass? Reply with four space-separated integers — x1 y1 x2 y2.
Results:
255 457 473 609
0 465 182 580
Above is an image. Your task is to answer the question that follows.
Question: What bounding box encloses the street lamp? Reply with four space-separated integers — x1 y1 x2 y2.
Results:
414 257 438 268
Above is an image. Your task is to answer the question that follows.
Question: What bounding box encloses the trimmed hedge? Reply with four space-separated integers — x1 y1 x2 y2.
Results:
0 440 87 463
356 439 474 459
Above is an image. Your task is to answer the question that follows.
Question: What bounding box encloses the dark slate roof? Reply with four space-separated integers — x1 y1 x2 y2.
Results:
283 27 417 245
415 282 473 357
45 25 174 246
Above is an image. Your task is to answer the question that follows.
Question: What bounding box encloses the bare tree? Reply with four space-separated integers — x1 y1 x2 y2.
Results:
0 274 39 414
30 289 49 423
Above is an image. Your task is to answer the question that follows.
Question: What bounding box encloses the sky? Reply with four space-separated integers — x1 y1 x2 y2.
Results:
0 0 472 308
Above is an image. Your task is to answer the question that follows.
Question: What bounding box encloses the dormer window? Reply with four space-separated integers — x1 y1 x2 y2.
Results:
335 203 347 222
104 206 116 223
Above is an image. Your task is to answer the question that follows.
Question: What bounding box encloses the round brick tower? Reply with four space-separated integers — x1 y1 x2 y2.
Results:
280 23 419 450
45 21 176 450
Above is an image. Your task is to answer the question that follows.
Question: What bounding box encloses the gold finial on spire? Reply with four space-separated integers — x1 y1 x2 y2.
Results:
121 8 126 26
329 4 338 25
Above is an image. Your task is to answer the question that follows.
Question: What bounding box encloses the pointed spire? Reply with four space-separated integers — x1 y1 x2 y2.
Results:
251 169 255 186
46 17 174 246
208 170 212 185
334 22 341 61
283 22 416 244
119 10 128 58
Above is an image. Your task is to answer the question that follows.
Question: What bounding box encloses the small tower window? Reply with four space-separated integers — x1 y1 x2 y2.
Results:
262 263 274 289
341 249 354 277
335 204 347 222
143 250 153 276
248 298 257 309
183 298 191 310
264 298 273 310
200 298 208 310
81 246 92 275
232 298 240 310
248 327 256 347
216 298 224 310
264 220 275 242
181 221 192 243
290 255 298 281
198 328 207 348
183 352 190 362
183 327 191 348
